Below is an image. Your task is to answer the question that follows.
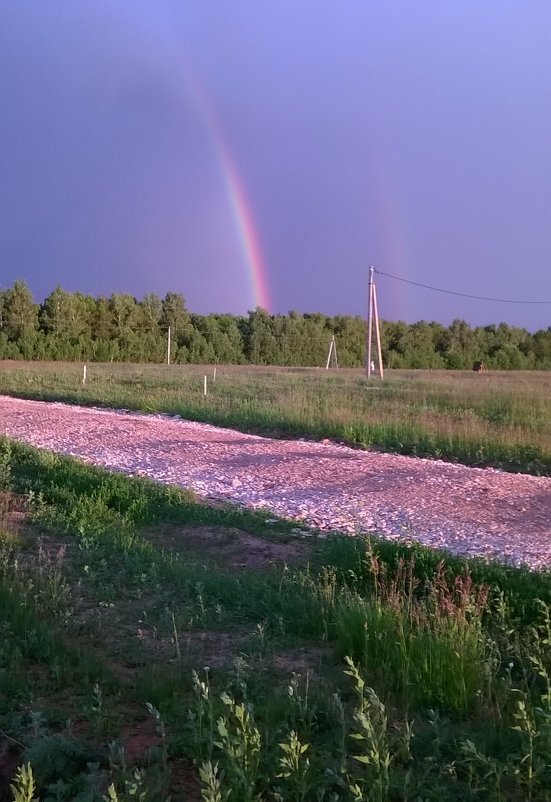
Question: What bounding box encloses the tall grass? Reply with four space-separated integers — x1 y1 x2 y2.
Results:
335 560 492 712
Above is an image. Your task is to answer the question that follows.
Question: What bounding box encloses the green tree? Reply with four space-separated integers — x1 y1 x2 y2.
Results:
109 293 139 336
40 287 89 340
532 328 551 368
193 314 245 363
140 293 163 334
247 308 280 364
2 280 39 340
91 297 115 341
161 292 189 340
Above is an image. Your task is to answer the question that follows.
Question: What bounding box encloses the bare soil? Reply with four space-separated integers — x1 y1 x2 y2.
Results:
146 522 308 570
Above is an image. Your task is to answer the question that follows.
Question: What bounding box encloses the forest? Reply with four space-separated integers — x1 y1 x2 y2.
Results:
0 280 549 369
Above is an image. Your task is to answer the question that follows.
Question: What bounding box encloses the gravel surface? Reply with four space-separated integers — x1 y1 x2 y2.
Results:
0 395 550 569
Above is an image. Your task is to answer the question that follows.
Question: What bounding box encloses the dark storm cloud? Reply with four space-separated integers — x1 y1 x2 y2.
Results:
0 2 550 328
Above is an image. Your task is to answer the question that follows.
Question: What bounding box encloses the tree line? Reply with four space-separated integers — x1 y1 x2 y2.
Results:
0 280 549 369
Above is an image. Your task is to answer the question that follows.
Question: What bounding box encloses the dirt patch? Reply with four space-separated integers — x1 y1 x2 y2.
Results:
0 491 27 539
273 646 331 675
119 717 162 765
144 523 309 571
0 493 73 566
170 759 201 802
119 724 202 802
136 626 250 669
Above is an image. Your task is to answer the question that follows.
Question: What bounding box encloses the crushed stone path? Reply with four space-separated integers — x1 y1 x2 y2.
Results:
0 395 549 569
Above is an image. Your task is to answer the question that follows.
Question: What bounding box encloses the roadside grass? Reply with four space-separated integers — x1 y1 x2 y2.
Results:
1 439 550 800
0 361 549 474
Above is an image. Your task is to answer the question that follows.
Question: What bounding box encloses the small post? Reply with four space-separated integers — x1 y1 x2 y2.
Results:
167 326 171 366
82 364 87 385
213 366 217 382
203 375 207 396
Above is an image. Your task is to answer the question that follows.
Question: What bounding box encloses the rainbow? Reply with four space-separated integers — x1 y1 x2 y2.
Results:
187 77 272 312
370 144 410 320
90 6 272 313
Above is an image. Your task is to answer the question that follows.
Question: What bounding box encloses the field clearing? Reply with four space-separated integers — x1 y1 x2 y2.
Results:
0 441 550 801
0 361 549 474
2 363 550 795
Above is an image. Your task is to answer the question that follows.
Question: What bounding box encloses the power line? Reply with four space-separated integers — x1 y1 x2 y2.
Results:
374 269 551 304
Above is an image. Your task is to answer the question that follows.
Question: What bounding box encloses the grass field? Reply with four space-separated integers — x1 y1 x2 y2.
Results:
0 361 549 475
0 439 550 801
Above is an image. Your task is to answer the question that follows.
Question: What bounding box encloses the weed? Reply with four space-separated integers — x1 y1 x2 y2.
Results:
214 691 262 801
103 770 150 802
344 657 391 802
10 764 38 802
274 730 311 802
190 669 216 763
199 761 230 802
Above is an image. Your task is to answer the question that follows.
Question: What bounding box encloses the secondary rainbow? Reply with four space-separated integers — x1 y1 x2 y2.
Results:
370 145 410 320
188 77 272 312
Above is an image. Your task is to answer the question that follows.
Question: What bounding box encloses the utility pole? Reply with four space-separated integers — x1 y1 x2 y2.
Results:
325 335 338 369
365 266 384 380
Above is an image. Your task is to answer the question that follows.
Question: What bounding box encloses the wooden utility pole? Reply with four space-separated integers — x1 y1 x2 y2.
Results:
365 266 384 379
325 335 338 369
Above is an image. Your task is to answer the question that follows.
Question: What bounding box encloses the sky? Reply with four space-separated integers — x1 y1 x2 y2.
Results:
1 2 550 331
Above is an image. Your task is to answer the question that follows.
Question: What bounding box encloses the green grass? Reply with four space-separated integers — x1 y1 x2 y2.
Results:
1 439 550 800
0 360 549 474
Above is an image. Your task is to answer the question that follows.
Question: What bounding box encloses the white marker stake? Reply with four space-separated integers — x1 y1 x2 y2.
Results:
82 364 87 385
213 366 217 383
204 375 207 396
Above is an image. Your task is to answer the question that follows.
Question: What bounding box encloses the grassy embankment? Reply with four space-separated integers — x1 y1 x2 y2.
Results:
0 361 549 475
1 439 550 800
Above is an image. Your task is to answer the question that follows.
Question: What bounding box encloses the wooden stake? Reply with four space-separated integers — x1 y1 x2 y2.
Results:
203 375 207 396
82 364 87 385
167 326 171 366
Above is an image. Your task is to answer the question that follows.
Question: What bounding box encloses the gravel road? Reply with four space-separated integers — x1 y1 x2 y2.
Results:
0 395 549 569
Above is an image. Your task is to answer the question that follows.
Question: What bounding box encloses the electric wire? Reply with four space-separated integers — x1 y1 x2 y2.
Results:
373 269 551 304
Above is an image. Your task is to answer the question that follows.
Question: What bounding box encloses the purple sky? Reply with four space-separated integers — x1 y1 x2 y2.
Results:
1 2 550 330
